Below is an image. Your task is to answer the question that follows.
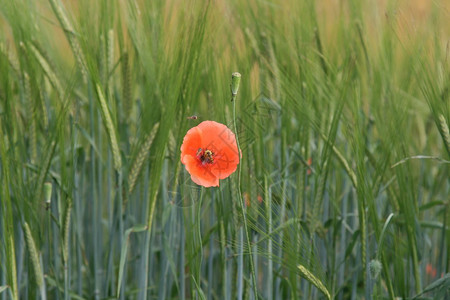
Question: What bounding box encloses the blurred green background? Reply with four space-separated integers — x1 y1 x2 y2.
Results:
0 0 448 299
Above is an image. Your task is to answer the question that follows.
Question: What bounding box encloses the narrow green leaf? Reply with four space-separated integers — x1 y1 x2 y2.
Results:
117 225 148 298
0 286 9 294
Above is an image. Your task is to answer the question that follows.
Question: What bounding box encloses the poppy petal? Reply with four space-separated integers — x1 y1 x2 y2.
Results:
190 173 219 187
180 126 202 162
182 155 219 187
211 145 239 179
198 121 237 153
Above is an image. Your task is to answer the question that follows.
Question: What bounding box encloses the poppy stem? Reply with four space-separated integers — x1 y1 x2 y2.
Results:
231 72 259 298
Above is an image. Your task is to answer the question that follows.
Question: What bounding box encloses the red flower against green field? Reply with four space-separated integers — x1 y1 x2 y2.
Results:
180 121 239 187
426 263 437 278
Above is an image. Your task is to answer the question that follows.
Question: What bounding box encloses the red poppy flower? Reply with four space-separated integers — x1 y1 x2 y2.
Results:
181 121 239 187
426 263 437 278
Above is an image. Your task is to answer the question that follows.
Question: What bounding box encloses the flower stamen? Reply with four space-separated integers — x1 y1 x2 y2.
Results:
197 148 215 164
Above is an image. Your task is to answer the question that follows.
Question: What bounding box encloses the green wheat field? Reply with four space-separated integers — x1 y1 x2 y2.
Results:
0 0 449 299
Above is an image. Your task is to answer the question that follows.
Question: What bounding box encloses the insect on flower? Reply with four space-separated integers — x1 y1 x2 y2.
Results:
180 121 239 187
197 148 214 164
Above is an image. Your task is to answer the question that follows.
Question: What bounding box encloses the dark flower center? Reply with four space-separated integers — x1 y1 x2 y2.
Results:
197 148 215 164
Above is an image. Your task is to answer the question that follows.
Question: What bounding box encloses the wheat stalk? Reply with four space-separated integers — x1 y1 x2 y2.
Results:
127 122 160 195
62 200 72 265
24 72 37 163
24 222 44 287
95 84 122 171
48 0 88 83
28 43 64 99
0 43 21 79
298 264 331 300
121 52 132 117
438 114 450 156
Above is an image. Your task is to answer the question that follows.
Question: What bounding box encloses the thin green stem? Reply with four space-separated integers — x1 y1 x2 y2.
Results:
195 188 204 297
232 75 258 298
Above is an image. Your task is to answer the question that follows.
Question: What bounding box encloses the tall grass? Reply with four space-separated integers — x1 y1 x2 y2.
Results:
0 0 449 299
